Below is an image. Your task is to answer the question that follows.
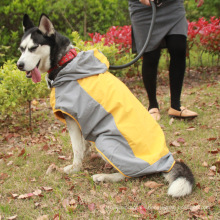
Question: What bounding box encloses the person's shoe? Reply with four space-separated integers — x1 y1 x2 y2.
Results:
149 108 161 121
168 106 198 119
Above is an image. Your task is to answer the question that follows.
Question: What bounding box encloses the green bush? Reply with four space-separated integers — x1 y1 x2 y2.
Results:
0 61 49 118
72 31 140 77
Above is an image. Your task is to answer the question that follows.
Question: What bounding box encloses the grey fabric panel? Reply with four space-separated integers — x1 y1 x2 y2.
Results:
129 0 187 53
54 80 174 177
52 50 108 87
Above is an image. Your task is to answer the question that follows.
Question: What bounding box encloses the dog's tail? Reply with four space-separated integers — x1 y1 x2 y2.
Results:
163 161 195 197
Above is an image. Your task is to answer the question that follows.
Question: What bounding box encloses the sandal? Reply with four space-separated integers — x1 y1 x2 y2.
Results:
149 108 161 121
168 106 198 119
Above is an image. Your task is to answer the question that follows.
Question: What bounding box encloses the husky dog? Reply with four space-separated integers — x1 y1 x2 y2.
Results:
17 14 194 197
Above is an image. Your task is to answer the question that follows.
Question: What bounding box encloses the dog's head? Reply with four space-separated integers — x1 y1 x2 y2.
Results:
17 14 56 83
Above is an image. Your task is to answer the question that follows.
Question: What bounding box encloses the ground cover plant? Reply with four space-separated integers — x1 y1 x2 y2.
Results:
0 68 219 219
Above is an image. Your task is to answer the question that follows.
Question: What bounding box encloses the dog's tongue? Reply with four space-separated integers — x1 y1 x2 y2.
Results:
31 67 41 83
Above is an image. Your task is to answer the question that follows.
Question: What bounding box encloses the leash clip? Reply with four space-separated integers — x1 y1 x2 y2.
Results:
154 0 163 7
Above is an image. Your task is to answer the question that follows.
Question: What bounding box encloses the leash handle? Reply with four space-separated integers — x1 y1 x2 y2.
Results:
109 1 156 70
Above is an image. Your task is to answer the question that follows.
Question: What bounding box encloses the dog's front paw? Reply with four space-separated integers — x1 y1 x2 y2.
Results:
63 165 80 175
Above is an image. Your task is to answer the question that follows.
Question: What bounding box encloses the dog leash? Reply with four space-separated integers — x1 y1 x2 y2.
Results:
109 1 157 70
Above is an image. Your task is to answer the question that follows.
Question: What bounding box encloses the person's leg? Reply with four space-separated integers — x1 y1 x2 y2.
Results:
142 48 161 110
166 34 198 118
165 34 187 111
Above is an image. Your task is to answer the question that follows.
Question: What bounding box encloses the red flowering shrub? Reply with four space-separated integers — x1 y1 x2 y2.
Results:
88 17 220 57
87 25 132 52
187 17 220 55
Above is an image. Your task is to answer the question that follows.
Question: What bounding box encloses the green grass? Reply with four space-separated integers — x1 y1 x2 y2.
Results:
0 71 219 219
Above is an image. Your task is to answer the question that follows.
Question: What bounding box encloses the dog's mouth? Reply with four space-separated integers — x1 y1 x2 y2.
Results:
26 60 41 83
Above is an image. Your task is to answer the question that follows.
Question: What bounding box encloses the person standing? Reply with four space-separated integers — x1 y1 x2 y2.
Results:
129 0 204 120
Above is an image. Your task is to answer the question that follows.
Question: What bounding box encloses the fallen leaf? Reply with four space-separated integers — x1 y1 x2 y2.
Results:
174 132 181 136
98 204 106 214
0 173 9 180
119 187 128 193
190 205 201 212
7 161 13 166
18 193 34 199
208 149 220 154
186 127 195 131
35 202 41 208
88 203 96 212
208 170 216 176
153 203 161 211
33 189 42 196
203 187 210 193
208 196 216 203
42 145 49 151
196 183 201 189
6 215 17 220
170 140 180 147
202 161 208 167
115 195 123 203
18 148 25 157
62 199 69 212
42 186 53 192
207 137 217 141
144 181 164 189
131 188 137 196
104 163 113 169
10 193 19 199
103 192 108 198
36 215 49 220
137 205 147 215
147 189 156 196
177 137 185 143
210 166 216 172
53 214 60 220
46 164 58 175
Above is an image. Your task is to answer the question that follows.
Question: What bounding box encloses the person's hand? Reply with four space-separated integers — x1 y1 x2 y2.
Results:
139 0 152 6
195 0 204 7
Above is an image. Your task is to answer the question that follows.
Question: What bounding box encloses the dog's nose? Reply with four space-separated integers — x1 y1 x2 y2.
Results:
17 61 25 70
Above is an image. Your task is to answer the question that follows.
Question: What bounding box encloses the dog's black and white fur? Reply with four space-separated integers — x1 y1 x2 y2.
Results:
17 14 195 197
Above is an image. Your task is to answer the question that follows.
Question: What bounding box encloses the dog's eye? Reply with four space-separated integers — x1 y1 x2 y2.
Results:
19 46 25 53
29 45 39 52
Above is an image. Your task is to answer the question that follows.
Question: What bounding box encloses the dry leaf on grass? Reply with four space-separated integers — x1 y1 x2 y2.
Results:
6 215 17 220
208 196 216 203
88 203 96 212
18 193 34 199
46 163 59 175
33 189 42 196
0 173 9 180
42 186 53 192
202 161 208 167
203 187 210 193
147 189 156 196
36 215 49 220
190 205 201 212
144 181 164 189
98 204 106 214
119 187 128 193
170 140 180 147
18 148 25 157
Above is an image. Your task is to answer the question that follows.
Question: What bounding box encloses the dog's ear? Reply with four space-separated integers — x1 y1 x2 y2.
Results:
23 14 35 32
38 14 55 36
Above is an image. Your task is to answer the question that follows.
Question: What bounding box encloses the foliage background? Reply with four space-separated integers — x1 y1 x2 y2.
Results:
0 0 219 65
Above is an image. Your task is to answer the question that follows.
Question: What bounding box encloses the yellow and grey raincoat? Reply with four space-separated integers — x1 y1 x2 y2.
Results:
49 49 175 178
